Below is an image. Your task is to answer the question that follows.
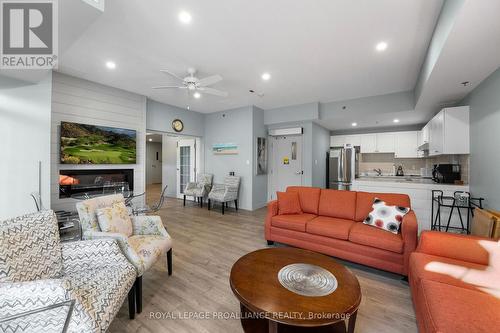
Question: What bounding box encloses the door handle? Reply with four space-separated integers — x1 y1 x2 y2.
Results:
295 171 303 175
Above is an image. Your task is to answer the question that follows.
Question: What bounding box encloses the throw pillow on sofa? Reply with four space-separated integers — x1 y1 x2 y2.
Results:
96 201 133 236
277 191 303 215
363 198 409 234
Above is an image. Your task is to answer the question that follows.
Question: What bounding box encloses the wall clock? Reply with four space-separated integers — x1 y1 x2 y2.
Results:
172 119 184 132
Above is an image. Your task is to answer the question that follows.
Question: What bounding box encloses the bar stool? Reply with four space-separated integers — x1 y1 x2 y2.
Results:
431 190 484 234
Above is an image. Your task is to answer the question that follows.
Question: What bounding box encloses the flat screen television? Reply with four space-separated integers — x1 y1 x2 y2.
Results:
60 121 137 164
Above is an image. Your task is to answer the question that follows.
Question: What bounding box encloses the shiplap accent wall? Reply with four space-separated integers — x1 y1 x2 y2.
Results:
50 72 146 211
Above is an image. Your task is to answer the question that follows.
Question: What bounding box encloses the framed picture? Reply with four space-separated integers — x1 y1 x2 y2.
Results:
213 143 238 155
256 137 267 175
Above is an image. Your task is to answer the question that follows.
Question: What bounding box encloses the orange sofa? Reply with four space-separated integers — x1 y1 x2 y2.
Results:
409 231 500 333
265 186 418 275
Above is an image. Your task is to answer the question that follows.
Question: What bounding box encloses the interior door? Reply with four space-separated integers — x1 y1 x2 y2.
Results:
270 135 303 199
176 139 196 198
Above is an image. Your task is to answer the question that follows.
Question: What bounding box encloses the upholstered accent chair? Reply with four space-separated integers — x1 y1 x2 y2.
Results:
76 194 172 313
0 210 137 332
184 173 214 207
207 176 241 214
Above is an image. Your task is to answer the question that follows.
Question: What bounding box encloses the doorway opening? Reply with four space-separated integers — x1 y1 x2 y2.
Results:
268 135 304 200
145 131 202 204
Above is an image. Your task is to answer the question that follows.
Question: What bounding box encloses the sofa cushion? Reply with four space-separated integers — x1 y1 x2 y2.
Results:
355 191 411 222
410 252 488 292
349 222 404 253
363 198 410 234
418 279 500 333
286 186 321 214
271 213 317 232
306 216 355 240
277 191 303 215
318 189 357 220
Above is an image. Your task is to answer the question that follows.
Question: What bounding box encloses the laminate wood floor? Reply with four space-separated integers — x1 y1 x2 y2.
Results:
108 184 417 333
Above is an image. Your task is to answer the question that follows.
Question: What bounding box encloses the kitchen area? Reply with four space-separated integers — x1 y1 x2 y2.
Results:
328 106 473 233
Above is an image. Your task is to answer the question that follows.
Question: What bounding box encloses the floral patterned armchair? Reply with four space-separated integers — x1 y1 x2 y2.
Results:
76 194 172 313
184 173 213 207
0 210 137 332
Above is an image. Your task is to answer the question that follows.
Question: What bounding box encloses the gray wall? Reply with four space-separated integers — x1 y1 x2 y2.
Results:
461 67 500 209
0 73 52 219
146 142 162 185
204 106 254 210
162 136 178 197
264 102 319 125
147 99 204 137
311 123 330 188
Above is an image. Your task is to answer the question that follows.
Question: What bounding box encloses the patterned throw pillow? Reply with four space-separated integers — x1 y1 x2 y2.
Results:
96 202 133 237
363 198 410 234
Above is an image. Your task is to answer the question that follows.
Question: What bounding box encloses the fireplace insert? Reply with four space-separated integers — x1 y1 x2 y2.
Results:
59 169 134 198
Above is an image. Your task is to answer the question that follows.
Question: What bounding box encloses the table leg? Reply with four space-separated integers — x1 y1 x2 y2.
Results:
268 320 278 333
347 310 357 333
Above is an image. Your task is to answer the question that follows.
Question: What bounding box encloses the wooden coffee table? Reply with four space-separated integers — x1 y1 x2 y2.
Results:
230 248 361 333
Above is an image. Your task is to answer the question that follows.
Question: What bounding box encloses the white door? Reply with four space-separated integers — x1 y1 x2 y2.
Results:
176 139 196 198
269 135 303 199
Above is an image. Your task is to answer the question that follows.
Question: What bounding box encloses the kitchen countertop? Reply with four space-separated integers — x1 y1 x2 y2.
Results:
354 176 469 189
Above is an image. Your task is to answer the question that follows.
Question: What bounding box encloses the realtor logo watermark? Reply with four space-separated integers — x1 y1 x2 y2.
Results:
1 0 58 69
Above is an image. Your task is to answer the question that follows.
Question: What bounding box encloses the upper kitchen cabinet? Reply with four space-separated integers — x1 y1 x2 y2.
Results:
360 134 377 153
428 106 470 156
330 135 361 147
395 131 419 158
376 133 395 153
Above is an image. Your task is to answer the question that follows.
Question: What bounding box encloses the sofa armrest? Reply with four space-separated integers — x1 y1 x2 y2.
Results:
416 231 491 266
79 232 142 273
401 210 418 275
265 200 278 241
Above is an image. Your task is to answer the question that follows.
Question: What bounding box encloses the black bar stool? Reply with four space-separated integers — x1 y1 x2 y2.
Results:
431 190 484 234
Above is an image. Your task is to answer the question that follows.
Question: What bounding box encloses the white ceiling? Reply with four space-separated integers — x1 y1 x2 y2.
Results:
58 0 444 113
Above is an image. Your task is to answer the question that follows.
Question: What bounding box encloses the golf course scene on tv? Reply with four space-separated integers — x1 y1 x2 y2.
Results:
60 122 136 164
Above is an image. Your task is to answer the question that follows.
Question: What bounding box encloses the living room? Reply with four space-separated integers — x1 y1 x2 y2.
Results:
1 1 499 332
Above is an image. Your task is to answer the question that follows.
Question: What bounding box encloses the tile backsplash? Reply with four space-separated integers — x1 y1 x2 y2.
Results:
359 153 469 183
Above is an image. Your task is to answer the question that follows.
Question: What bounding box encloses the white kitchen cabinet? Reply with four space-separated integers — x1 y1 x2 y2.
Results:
345 135 361 146
330 135 345 147
360 134 377 153
428 106 469 156
395 131 419 158
376 133 395 153
331 135 361 147
421 123 430 144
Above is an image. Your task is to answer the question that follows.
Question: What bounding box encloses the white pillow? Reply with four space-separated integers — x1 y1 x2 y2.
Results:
96 202 133 237
363 198 410 234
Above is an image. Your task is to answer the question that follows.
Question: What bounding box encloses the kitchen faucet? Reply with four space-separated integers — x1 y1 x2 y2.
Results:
373 168 382 176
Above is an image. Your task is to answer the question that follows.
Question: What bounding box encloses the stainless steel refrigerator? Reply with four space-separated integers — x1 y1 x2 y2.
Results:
327 146 359 190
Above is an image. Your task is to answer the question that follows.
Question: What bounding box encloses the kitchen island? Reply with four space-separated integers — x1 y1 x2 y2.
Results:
352 177 469 233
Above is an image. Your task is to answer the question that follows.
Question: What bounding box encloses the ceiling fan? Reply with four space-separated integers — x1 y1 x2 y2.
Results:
152 68 228 97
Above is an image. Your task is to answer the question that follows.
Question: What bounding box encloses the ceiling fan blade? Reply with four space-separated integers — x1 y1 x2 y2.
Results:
198 74 223 87
199 87 228 97
159 69 184 81
152 85 186 89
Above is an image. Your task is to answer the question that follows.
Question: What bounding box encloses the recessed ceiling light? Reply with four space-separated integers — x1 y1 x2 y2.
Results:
178 11 192 24
375 41 388 52
186 106 190 110
105 61 116 69
393 118 400 123
261 72 271 81
148 138 153 142
351 122 358 127
193 92 201 99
